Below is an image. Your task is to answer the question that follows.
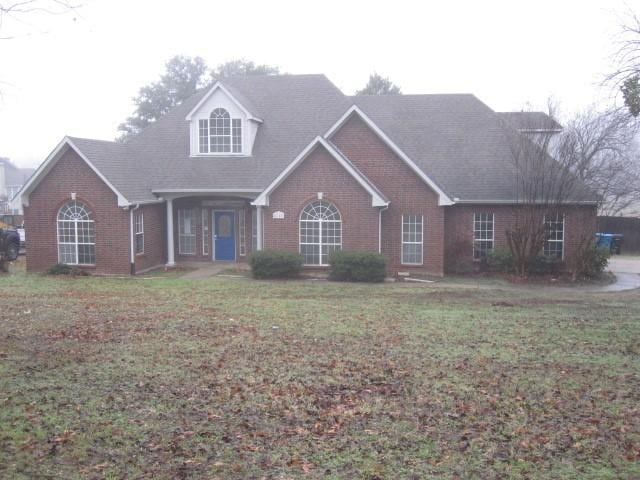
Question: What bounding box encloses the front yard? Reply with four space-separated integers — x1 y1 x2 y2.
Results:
0 266 639 479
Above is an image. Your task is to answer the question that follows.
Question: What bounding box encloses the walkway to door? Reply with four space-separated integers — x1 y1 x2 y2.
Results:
179 261 250 280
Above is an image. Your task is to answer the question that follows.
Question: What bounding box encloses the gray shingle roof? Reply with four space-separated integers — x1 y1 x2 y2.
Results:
497 111 563 132
59 74 596 204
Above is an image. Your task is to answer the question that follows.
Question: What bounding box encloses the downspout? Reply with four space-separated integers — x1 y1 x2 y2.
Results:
129 204 140 275
378 204 389 253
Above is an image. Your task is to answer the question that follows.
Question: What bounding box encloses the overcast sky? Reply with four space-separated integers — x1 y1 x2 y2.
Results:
0 0 635 168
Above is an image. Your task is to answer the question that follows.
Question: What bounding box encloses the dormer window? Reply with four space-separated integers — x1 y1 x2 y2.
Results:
198 108 242 154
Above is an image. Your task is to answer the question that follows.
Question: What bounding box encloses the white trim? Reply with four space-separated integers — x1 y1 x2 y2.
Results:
299 200 342 267
252 136 389 208
185 82 263 122
212 209 237 261
13 137 129 208
153 188 262 195
256 205 263 250
472 212 494 261
177 208 197 256
543 213 565 260
324 105 454 206
134 209 144 255
454 199 599 205
400 214 424 266
166 198 175 267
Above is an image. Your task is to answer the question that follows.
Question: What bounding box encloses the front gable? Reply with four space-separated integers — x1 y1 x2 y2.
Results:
14 137 129 209
325 106 453 206
253 137 388 208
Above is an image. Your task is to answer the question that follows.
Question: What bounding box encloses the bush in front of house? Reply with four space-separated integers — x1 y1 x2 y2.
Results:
47 263 91 276
249 250 303 279
484 249 514 273
47 263 73 275
574 246 610 279
328 251 387 282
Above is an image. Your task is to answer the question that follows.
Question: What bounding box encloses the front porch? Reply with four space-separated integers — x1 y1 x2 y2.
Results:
160 193 263 268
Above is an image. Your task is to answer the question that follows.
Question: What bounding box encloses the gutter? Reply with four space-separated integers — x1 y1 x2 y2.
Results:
378 204 389 253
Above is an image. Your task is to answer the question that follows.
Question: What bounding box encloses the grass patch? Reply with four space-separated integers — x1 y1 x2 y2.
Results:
0 264 639 478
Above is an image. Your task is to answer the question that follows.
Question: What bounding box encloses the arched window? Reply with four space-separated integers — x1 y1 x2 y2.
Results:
198 108 243 154
299 200 342 265
57 200 96 265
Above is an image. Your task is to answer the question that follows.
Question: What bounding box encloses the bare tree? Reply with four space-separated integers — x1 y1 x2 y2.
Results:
501 112 584 277
556 107 640 216
0 0 79 40
606 10 640 116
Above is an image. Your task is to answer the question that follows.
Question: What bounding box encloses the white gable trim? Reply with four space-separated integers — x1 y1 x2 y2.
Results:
253 136 389 208
324 105 454 206
12 137 129 208
185 81 263 122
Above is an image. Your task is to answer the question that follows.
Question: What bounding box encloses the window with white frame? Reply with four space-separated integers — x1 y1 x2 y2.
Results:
473 213 494 260
299 200 342 266
401 215 423 265
178 208 196 255
543 213 564 259
239 209 246 256
198 108 242 154
57 200 95 265
134 210 144 255
202 209 210 256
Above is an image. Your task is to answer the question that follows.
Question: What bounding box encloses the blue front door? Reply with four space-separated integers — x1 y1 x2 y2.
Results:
214 211 235 261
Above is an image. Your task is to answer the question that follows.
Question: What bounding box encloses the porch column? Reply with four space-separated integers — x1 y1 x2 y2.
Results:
256 205 264 250
166 198 175 266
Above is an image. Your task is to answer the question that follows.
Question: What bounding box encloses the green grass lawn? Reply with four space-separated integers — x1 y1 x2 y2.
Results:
1 265 639 479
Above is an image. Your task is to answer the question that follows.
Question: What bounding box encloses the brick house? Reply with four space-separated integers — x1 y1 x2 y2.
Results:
13 74 598 276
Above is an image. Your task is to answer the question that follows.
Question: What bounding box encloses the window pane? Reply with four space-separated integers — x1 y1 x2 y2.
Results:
178 209 196 255
202 209 210 255
232 119 242 153
299 201 342 265
401 214 423 264
543 214 564 259
239 209 246 256
473 213 494 260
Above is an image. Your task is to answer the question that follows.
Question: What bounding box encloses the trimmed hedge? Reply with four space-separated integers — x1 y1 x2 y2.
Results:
328 251 387 282
249 250 303 279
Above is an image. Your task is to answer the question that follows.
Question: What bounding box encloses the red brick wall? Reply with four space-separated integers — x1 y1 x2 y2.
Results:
265 144 379 256
444 204 598 271
134 203 166 273
330 115 445 276
24 149 131 274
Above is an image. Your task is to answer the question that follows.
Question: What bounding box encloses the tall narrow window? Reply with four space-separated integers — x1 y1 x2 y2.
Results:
473 213 494 260
232 119 242 153
134 210 144 255
202 209 210 256
238 209 246 256
544 213 564 259
401 215 423 265
299 200 342 266
57 200 95 265
178 209 196 255
252 208 258 251
209 108 231 153
198 119 209 153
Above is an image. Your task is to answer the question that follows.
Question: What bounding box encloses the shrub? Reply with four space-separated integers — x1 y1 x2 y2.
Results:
249 250 303 279
530 254 564 276
484 249 514 273
574 246 610 279
328 251 387 282
445 239 474 274
47 263 73 275
46 264 90 276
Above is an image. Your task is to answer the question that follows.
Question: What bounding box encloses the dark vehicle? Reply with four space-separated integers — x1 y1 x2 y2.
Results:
596 233 624 255
0 227 20 261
